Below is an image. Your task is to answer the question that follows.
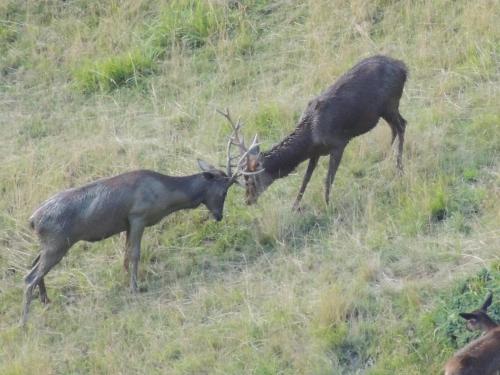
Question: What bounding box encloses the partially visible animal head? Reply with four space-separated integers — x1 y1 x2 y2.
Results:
197 159 234 221
459 293 497 332
217 108 272 205
444 293 499 375
243 148 273 205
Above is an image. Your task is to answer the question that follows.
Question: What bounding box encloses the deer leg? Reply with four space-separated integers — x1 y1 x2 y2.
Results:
21 275 41 326
293 155 319 210
38 278 50 304
21 246 67 326
27 253 42 300
383 112 406 173
32 251 50 304
396 114 407 174
127 219 145 293
123 229 130 273
390 125 397 146
325 146 346 205
396 128 405 173
21 253 43 325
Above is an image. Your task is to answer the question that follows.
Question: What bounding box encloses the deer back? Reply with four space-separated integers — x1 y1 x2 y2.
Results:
445 329 500 375
309 55 407 144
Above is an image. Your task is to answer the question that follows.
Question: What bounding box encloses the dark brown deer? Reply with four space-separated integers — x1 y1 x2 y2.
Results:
222 55 408 209
444 293 500 375
21 159 246 325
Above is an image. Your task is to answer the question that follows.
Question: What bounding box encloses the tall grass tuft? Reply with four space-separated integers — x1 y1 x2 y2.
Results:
149 0 224 53
73 50 155 93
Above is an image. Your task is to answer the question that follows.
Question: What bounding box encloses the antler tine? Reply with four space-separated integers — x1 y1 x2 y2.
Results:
216 108 233 127
216 108 242 134
227 134 264 183
226 136 235 177
218 107 249 178
217 108 247 152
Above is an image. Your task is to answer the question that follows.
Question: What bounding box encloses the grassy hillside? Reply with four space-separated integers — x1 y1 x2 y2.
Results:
0 0 499 373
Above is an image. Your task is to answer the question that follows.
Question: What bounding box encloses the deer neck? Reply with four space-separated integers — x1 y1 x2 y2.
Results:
261 126 313 180
160 174 206 212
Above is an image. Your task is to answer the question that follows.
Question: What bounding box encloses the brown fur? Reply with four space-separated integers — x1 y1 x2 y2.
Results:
444 294 500 375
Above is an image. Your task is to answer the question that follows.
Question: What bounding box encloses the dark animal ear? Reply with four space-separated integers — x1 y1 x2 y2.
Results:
203 172 215 180
249 138 260 155
459 312 476 321
481 293 493 311
198 159 216 172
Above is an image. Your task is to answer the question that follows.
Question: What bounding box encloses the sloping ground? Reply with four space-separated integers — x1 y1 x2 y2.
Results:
0 1 499 373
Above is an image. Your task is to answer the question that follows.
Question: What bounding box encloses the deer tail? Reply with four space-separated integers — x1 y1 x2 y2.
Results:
29 216 35 230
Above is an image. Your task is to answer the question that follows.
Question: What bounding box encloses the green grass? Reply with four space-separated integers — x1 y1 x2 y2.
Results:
73 50 155 93
0 0 499 373
150 0 225 51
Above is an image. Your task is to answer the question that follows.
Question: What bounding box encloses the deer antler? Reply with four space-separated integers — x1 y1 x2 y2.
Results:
217 108 262 181
217 108 247 151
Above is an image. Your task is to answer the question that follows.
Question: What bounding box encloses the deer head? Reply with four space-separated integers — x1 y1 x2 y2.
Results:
217 108 270 205
243 149 274 205
459 293 497 332
197 159 234 221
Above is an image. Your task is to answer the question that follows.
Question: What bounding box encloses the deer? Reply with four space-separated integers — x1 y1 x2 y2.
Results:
20 156 258 326
220 55 408 209
444 293 500 375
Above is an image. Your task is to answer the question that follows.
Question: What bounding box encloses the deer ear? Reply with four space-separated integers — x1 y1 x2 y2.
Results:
481 293 493 311
459 312 476 321
198 159 215 172
249 142 260 155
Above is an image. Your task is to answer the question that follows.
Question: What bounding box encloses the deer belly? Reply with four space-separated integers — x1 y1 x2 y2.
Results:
351 120 379 137
80 221 128 242
77 210 129 242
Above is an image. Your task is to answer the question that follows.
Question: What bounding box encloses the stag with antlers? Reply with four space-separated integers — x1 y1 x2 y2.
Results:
220 55 408 209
